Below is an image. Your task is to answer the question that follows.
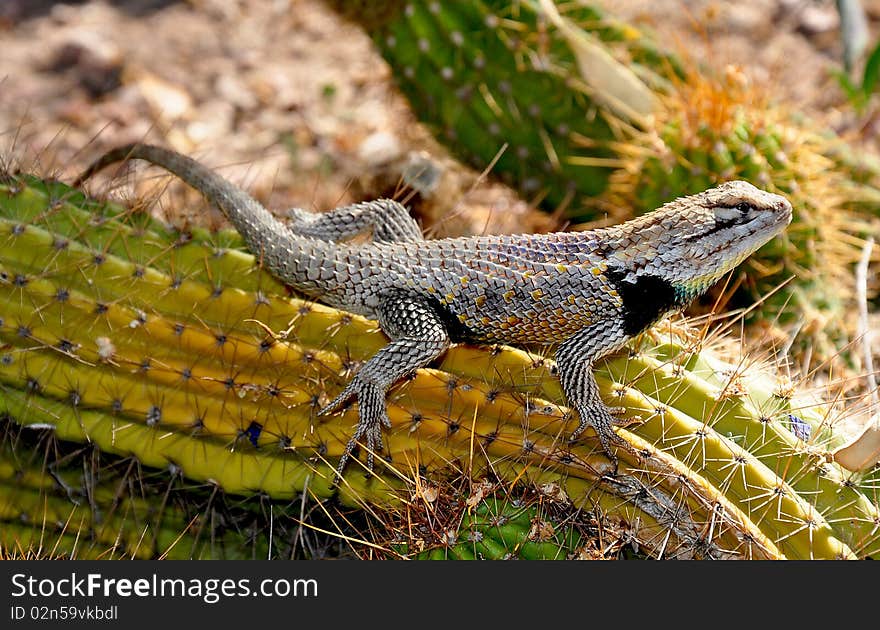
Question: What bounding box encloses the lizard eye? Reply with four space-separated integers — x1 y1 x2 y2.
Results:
735 201 752 214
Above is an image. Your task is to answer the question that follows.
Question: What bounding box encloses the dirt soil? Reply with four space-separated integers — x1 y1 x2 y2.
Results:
1 0 878 235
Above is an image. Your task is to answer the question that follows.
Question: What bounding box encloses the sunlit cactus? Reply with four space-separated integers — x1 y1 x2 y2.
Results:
1 173 878 558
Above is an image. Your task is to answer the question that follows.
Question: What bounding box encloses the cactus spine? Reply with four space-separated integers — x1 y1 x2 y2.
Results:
1 173 878 559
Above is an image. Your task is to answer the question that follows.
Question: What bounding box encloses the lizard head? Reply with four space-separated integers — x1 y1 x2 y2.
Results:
661 180 792 297
604 180 792 335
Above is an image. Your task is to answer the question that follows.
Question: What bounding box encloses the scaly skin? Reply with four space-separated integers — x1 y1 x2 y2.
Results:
74 144 792 477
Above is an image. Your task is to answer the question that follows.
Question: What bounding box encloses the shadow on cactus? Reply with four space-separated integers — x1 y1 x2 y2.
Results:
0 418 379 560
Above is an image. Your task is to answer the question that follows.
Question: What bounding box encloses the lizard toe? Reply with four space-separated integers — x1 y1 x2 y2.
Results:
569 405 640 472
319 379 360 416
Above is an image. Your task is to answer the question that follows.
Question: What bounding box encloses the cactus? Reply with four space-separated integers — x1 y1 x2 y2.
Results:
392 483 595 560
1 172 879 559
327 0 678 215
327 0 880 366
0 420 293 559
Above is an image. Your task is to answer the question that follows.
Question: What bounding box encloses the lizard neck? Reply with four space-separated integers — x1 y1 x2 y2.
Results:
604 267 691 337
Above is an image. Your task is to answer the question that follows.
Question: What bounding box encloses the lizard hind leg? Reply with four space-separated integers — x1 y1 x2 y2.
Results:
286 199 423 243
319 291 451 480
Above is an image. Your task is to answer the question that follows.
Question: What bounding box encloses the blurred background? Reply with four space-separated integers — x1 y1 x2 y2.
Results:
2 0 877 236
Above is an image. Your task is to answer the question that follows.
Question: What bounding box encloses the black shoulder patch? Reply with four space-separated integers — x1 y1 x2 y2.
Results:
410 292 476 343
605 267 680 337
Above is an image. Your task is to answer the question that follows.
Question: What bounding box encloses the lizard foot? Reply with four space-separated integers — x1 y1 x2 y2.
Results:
320 378 392 482
569 405 641 474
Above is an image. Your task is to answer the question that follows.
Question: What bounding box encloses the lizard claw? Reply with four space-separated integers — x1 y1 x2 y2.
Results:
335 417 386 483
319 379 358 417
569 405 641 475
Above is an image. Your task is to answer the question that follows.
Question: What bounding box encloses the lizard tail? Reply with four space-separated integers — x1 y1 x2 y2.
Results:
73 143 335 296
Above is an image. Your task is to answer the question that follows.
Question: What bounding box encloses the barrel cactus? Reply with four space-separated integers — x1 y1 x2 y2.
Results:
1 171 878 559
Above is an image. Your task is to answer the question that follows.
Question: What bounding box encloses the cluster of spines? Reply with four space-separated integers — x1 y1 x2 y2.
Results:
609 77 874 356
1 173 879 559
394 484 594 560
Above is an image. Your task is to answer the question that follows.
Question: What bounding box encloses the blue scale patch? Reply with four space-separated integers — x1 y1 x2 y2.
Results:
786 414 812 442
244 421 263 447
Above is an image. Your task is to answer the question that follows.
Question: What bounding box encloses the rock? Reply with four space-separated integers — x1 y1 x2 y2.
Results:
133 71 193 122
357 130 402 167
45 29 123 97
798 4 840 35
215 74 258 111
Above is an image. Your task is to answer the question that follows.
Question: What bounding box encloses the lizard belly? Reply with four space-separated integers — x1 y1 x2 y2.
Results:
348 241 623 345
422 269 618 345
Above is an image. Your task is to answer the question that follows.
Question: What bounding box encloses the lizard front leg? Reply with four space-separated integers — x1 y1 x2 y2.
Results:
320 291 450 479
287 199 423 243
555 325 640 472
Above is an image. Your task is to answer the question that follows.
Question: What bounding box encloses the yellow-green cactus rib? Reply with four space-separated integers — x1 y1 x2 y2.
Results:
442 337 880 559
6 178 872 540
608 346 880 559
0 261 838 558
0 388 394 508
0 301 768 559
0 432 281 560
1 176 286 297
3 380 770 559
0 174 858 557
0 481 186 560
2 173 878 559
